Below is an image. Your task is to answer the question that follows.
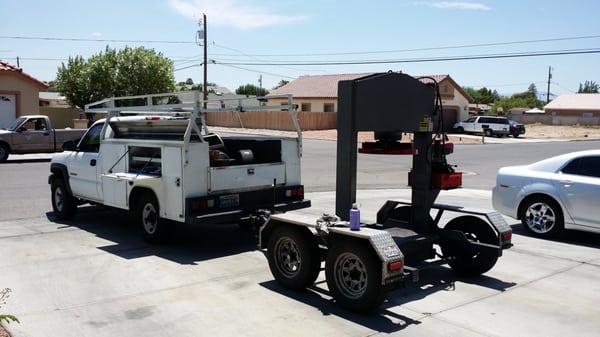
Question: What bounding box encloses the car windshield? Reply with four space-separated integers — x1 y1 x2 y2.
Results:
508 119 519 125
6 117 26 131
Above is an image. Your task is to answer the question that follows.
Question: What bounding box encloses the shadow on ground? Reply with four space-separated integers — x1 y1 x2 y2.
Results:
260 264 515 334
46 206 257 265
510 222 600 249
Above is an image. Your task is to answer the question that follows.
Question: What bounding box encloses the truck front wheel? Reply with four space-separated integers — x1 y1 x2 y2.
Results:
51 178 77 219
135 193 175 244
267 226 321 290
325 241 389 312
0 144 9 162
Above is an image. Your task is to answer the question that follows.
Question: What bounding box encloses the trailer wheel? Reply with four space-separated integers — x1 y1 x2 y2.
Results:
442 216 499 276
325 241 389 312
267 226 320 290
135 192 174 244
51 178 77 219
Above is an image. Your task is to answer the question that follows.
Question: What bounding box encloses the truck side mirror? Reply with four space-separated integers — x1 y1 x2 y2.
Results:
62 138 80 152
17 126 26 132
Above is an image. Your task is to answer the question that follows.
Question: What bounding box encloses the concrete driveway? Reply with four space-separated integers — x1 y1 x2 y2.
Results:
1 188 599 337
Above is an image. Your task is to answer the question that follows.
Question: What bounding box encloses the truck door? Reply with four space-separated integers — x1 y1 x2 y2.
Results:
67 123 103 201
12 117 52 152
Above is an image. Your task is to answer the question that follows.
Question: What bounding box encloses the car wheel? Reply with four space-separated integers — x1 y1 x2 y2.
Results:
51 178 77 219
0 144 9 162
456 126 464 133
512 133 520 138
484 129 493 137
267 226 321 290
519 196 564 238
135 192 175 244
325 241 390 312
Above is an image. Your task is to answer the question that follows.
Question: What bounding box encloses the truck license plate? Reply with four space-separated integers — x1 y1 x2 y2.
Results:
220 194 240 208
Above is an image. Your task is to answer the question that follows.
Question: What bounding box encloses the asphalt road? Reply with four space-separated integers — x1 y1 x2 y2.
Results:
1 140 599 222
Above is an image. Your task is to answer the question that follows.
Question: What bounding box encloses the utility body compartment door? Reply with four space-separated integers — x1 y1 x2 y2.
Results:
209 162 286 193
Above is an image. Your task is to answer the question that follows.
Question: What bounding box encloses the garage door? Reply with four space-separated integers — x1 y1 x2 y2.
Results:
442 108 458 132
0 94 16 128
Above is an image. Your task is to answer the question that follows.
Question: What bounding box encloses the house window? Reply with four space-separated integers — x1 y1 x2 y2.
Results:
301 103 311 112
324 103 335 112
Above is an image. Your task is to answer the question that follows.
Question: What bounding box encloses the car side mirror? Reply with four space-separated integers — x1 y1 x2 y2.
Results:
17 126 26 132
62 138 80 152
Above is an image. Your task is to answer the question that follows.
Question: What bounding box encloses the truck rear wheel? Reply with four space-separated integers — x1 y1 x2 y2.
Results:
0 144 9 162
51 178 77 219
325 241 389 312
135 193 174 244
267 226 321 290
441 216 499 276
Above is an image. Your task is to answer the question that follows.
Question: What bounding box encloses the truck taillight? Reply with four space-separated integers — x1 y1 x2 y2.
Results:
191 199 214 210
286 186 304 198
145 116 161 120
388 260 404 271
501 230 512 242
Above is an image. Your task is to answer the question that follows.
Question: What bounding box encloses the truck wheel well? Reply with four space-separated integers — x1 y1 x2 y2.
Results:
517 193 561 220
129 187 158 211
0 141 10 152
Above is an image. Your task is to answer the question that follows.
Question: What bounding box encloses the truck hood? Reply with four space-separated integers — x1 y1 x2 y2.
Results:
0 129 11 135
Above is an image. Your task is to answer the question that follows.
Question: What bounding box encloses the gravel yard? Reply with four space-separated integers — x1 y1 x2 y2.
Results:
522 123 600 139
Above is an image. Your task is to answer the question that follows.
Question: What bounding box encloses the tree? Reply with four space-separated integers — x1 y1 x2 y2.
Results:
56 46 175 109
462 86 500 104
235 84 268 96
185 78 194 85
273 79 289 89
578 80 599 93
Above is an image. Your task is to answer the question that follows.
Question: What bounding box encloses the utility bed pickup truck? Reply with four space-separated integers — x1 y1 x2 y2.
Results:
48 92 310 243
0 115 86 161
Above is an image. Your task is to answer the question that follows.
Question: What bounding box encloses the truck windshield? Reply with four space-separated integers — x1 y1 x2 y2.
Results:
6 117 26 131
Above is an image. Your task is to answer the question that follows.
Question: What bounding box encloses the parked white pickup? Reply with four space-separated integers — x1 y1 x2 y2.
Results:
48 93 310 243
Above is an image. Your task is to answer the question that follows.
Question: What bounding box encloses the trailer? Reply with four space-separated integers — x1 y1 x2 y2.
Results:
259 73 513 312
49 92 310 242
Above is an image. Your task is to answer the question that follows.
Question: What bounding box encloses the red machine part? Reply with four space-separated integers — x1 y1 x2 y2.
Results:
358 141 414 155
408 171 463 190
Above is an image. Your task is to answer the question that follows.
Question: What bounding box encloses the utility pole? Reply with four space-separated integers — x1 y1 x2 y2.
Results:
202 13 208 109
16 56 20 68
546 66 552 104
258 74 263 92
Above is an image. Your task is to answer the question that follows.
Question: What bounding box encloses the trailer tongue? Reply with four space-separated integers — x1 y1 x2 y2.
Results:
259 72 512 312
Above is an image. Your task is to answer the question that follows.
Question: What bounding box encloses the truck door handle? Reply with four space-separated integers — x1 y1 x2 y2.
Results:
90 159 97 166
560 180 572 186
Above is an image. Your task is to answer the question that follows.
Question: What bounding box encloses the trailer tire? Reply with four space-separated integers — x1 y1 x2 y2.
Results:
0 144 9 162
325 240 389 313
442 216 499 276
51 178 77 219
135 192 174 244
267 226 321 290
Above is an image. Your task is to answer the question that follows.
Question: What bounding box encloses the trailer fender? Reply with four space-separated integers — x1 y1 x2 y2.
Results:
327 229 405 285
258 218 315 250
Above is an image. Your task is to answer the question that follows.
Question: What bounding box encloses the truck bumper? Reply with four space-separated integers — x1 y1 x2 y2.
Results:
186 199 311 224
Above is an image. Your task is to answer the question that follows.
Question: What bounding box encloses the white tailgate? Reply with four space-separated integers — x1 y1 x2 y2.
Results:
209 163 286 193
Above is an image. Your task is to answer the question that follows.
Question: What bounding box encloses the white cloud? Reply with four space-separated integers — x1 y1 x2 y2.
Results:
418 2 491 10
91 32 102 37
167 0 306 30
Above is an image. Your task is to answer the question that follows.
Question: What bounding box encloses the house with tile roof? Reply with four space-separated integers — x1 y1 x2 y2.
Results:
266 72 473 130
0 61 49 127
543 93 600 125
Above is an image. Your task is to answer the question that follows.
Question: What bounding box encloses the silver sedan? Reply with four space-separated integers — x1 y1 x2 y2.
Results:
492 150 600 238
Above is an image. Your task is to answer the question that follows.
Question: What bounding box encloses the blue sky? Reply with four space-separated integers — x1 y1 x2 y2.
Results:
1 0 599 97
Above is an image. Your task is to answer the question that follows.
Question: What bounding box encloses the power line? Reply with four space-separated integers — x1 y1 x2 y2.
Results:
213 48 600 66
0 35 195 44
174 63 203 72
213 62 295 79
207 34 600 57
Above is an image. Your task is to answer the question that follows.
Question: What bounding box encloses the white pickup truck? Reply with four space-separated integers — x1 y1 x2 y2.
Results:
48 93 310 242
0 115 85 162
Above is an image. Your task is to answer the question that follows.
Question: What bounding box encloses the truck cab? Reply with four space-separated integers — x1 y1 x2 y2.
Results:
49 93 309 243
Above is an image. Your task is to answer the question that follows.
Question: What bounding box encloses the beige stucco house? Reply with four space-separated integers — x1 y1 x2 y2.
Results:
0 61 49 127
267 73 473 130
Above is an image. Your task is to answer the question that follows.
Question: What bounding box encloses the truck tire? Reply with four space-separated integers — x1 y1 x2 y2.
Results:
267 226 321 290
518 195 564 238
0 144 9 162
134 192 175 244
325 240 389 312
51 178 77 219
484 129 493 137
455 126 464 133
441 216 499 276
